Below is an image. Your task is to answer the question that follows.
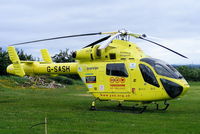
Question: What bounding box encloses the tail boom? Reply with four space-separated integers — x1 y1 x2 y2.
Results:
7 62 78 76
6 46 78 77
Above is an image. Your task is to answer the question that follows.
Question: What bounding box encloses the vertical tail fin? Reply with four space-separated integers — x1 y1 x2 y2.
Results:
7 46 25 77
40 49 53 63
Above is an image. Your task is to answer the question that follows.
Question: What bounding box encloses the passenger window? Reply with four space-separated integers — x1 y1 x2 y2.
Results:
106 63 128 77
139 64 159 87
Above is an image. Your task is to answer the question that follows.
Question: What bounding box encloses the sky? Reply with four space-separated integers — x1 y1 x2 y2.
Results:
0 0 200 64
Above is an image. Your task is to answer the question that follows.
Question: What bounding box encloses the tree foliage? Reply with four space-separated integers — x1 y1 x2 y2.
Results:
0 47 11 75
17 49 35 61
176 66 200 81
52 49 74 63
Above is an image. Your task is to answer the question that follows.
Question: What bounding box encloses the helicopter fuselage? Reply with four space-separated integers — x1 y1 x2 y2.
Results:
7 39 190 102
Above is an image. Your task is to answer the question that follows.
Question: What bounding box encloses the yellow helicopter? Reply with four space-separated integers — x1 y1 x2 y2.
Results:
6 29 190 113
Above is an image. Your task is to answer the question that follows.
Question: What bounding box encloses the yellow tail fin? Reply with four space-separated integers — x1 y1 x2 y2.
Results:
40 49 53 63
7 46 25 77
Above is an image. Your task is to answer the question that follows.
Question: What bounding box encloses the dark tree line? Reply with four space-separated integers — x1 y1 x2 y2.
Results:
176 66 200 81
0 47 11 75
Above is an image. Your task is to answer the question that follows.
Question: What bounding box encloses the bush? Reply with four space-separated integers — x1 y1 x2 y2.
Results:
0 75 30 84
63 74 81 80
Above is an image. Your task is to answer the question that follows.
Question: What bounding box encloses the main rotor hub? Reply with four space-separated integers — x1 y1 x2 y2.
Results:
118 29 128 35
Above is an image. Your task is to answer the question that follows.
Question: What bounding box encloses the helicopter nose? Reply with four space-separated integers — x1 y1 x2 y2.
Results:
181 82 190 96
161 79 184 98
160 78 190 98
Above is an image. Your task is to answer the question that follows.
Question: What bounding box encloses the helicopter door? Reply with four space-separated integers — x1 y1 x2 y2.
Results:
97 64 107 92
138 64 160 99
106 63 130 93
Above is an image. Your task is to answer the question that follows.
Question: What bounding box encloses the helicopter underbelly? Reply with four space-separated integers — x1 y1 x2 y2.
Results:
91 90 170 102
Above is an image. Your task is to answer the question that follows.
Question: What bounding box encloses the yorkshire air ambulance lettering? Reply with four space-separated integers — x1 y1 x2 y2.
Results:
110 77 126 83
47 66 70 73
110 77 126 89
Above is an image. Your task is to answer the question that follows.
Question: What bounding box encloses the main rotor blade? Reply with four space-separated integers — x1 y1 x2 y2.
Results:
138 36 188 59
10 32 102 46
83 35 111 48
98 32 121 49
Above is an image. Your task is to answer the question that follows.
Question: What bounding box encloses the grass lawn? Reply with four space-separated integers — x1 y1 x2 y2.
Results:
0 77 200 134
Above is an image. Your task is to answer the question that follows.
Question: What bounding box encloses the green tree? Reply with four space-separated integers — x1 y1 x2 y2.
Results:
176 66 200 81
17 49 35 61
52 49 74 63
0 47 11 75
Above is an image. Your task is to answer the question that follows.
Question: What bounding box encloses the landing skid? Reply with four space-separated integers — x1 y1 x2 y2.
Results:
118 104 147 114
89 100 170 113
132 106 147 114
155 100 169 111
89 100 147 114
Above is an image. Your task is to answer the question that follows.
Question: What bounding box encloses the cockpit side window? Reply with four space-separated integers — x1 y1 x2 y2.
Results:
166 64 183 79
106 63 128 77
139 64 159 87
155 64 174 78
155 64 183 79
140 58 183 79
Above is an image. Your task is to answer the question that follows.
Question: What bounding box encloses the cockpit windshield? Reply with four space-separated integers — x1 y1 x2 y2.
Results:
140 58 183 79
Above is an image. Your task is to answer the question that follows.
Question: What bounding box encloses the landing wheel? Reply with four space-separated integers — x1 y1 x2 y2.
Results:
90 101 96 111
117 102 122 108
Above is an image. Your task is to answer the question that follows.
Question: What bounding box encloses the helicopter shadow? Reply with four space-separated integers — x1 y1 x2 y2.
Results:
91 105 168 114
